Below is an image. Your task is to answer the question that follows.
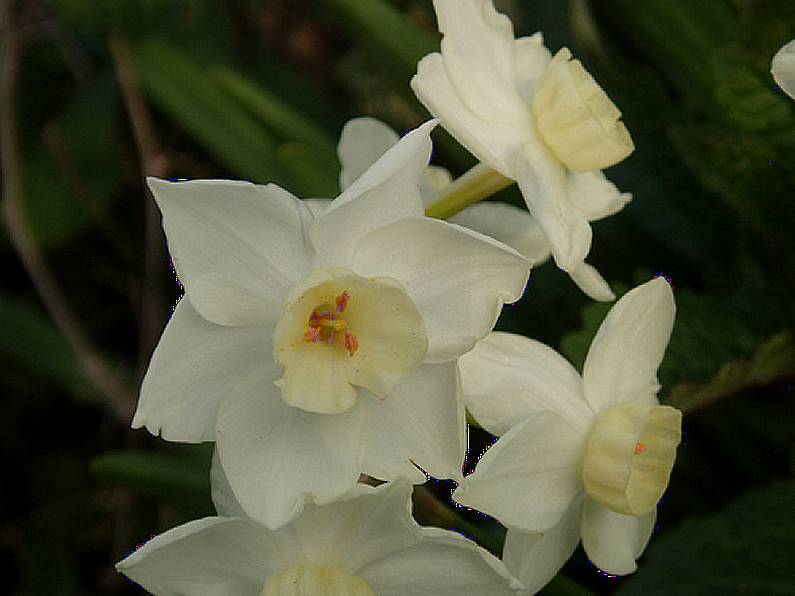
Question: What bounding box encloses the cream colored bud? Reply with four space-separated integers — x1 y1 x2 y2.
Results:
582 399 681 516
532 48 634 171
260 564 374 596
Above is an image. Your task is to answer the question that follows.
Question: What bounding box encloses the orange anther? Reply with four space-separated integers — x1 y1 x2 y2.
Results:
343 330 359 356
633 442 647 455
335 291 350 313
304 326 321 343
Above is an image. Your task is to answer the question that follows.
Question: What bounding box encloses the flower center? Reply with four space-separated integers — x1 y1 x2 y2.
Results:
260 563 374 596
303 291 359 356
582 398 682 516
273 267 427 415
532 47 634 172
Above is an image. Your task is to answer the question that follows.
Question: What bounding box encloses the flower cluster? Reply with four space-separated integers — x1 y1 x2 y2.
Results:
118 1 685 594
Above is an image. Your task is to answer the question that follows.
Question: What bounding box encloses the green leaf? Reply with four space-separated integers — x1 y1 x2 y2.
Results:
0 295 83 390
666 332 795 413
21 75 121 247
617 481 795 595
211 67 336 152
317 0 438 82
91 446 212 509
277 142 340 198
131 39 289 184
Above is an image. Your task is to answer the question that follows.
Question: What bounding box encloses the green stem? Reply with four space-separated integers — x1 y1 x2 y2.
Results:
424 163 513 219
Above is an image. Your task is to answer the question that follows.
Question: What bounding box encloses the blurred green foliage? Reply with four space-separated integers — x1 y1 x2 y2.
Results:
2 0 793 594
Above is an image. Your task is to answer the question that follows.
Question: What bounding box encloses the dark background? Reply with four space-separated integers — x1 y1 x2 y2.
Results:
1 0 794 593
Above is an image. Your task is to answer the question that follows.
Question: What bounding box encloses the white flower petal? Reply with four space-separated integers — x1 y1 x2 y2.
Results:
292 480 421 572
412 52 528 178
338 117 401 191
502 497 584 594
210 447 246 517
361 362 465 483
148 178 314 327
133 297 276 442
311 121 432 267
568 261 615 302
582 277 675 412
580 498 656 576
566 170 632 222
449 202 551 263
772 39 795 100
352 216 531 362
216 384 367 530
303 198 330 217
420 164 453 201
513 34 553 102
116 517 300 595
432 0 528 124
453 411 586 532
359 526 518 595
514 141 593 272
460 332 593 437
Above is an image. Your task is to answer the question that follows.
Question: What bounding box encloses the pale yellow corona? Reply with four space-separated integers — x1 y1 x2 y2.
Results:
260 564 374 596
273 268 427 415
582 398 682 516
532 48 634 172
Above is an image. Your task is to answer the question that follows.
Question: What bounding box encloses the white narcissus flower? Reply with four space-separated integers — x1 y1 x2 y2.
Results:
411 0 633 301
452 278 682 588
117 476 523 595
133 120 531 529
771 39 795 99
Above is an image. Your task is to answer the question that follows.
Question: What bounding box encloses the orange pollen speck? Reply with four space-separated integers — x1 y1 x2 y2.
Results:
633 442 647 455
343 330 359 356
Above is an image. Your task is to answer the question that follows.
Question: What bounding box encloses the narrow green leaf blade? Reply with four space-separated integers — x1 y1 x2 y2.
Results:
211 67 336 152
131 39 288 184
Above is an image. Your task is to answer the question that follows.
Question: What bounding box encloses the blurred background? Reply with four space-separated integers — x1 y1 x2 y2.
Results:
1 0 794 593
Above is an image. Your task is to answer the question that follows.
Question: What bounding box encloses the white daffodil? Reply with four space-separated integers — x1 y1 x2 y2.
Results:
452 277 682 586
772 39 795 99
117 476 522 595
411 0 633 301
132 120 531 529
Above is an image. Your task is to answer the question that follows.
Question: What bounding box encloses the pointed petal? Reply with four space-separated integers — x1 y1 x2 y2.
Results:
453 411 586 532
311 121 432 267
449 202 551 263
133 297 276 442
361 362 465 483
566 170 631 222
514 141 593 272
352 216 530 362
432 0 527 123
514 34 553 102
293 480 421 571
148 178 314 326
338 117 400 191
412 52 527 177
772 39 795 100
359 526 518 595
583 277 675 412
210 448 246 517
580 499 656 576
568 261 615 302
215 384 367 529
116 517 302 595
503 497 584 594
459 332 593 437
